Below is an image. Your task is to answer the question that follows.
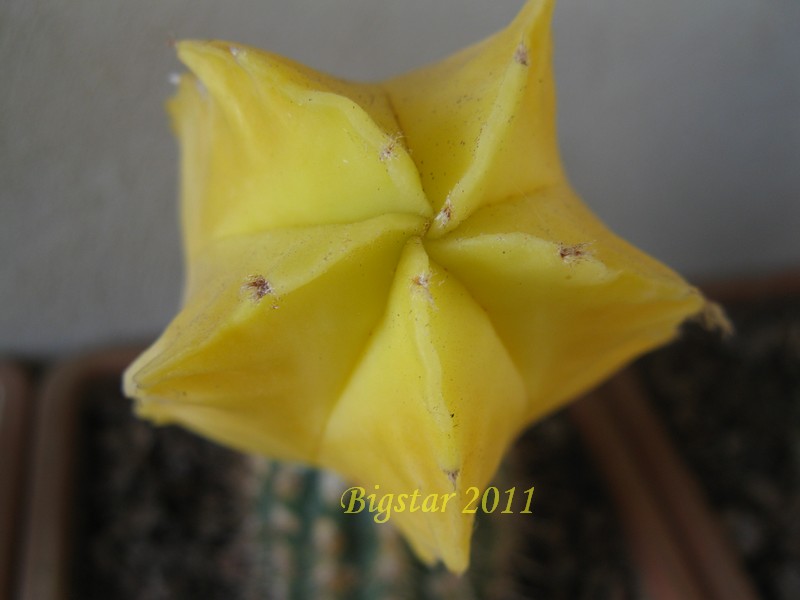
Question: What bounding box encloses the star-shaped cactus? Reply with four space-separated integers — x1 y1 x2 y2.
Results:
125 0 711 572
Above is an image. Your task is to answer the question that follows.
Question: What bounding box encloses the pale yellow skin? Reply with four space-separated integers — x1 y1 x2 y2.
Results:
125 0 706 572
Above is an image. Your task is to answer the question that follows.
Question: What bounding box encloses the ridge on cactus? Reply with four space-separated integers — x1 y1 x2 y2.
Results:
124 0 718 573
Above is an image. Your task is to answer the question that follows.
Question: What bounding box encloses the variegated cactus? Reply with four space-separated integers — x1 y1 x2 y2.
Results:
125 0 717 572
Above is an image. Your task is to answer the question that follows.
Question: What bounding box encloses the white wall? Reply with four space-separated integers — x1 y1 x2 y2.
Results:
1 0 798 355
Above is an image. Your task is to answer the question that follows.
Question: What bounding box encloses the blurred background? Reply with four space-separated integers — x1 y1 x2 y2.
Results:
1 0 798 356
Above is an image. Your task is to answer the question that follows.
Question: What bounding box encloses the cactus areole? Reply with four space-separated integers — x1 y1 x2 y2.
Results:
125 0 714 572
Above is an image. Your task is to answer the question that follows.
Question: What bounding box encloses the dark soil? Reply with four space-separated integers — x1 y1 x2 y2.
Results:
71 377 261 600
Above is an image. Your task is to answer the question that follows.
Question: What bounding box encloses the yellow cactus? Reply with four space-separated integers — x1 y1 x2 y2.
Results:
125 0 713 572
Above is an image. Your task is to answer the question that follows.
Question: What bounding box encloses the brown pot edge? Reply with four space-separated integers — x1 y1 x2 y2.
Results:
16 347 142 600
0 362 33 600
